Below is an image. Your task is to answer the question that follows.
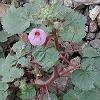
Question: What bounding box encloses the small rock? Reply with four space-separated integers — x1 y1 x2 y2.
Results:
73 0 100 5
97 13 100 27
86 32 95 41
89 5 100 20
0 3 9 17
74 0 86 3
89 20 98 33
63 0 73 7
85 25 89 33
70 56 81 65
96 32 100 39
90 39 100 49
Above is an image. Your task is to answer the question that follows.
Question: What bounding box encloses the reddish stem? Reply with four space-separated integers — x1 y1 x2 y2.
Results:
52 29 60 50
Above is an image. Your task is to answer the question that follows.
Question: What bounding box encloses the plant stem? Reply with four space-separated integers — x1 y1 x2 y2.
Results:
52 29 60 50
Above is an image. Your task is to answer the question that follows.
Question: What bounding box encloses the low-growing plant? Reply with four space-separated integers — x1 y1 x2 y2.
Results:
0 0 100 100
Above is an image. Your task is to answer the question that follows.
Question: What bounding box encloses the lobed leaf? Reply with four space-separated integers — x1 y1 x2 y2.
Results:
32 47 59 71
18 84 36 100
2 5 30 34
83 46 100 57
44 93 58 100
63 89 80 100
0 81 8 100
71 69 95 90
80 89 100 100
59 8 86 42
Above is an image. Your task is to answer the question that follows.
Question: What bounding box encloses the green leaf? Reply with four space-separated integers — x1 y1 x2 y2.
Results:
18 57 30 67
4 54 17 66
0 54 17 73
1 66 24 82
0 91 8 100
12 40 31 58
0 81 8 91
0 31 11 42
80 89 100 100
32 47 59 71
94 57 100 70
0 46 4 58
0 58 5 65
63 89 80 100
0 81 8 100
44 93 58 100
22 3 38 17
19 84 36 100
0 54 24 82
94 71 100 86
71 70 95 90
83 46 100 57
81 58 95 71
2 5 30 34
59 9 86 42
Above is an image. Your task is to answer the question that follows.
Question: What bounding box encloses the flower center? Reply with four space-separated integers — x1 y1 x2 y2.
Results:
35 31 40 36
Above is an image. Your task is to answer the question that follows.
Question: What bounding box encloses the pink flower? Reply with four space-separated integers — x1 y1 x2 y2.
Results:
28 28 47 46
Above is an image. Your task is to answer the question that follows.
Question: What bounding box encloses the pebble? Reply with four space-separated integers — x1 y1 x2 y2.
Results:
89 20 98 33
90 39 100 49
96 32 100 39
89 5 100 20
73 0 100 5
86 32 95 41
0 3 9 17
97 13 100 27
